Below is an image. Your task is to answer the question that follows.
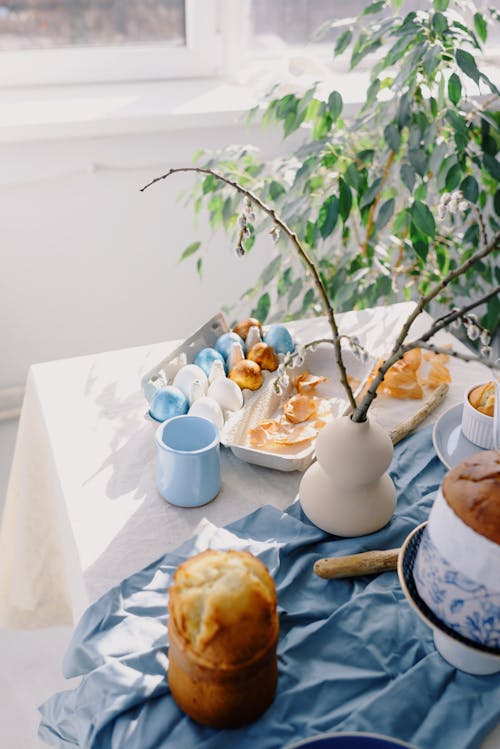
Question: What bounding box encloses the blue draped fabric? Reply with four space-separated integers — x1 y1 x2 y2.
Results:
39 427 500 749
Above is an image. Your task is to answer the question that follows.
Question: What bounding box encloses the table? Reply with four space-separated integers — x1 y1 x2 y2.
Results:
0 301 491 630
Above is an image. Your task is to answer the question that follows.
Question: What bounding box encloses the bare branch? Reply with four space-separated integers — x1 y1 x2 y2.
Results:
141 166 357 410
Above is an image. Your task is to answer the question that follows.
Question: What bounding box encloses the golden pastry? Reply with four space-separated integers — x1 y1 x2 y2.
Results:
168 549 279 728
229 360 263 390
233 318 263 341
247 342 279 372
469 381 495 417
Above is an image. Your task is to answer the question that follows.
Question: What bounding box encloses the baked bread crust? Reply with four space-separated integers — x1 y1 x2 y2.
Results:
469 381 495 417
167 549 279 727
442 450 500 544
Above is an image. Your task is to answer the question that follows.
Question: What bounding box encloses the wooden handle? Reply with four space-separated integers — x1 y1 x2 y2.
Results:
389 383 449 446
314 548 400 579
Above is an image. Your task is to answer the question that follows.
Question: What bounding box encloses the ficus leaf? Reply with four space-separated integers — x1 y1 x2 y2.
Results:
327 91 343 122
269 180 286 200
179 241 201 262
409 149 428 177
360 178 382 209
339 178 352 221
460 175 479 203
251 293 271 323
456 49 480 85
375 198 395 231
401 163 416 192
445 163 462 191
473 12 487 43
432 12 448 34
384 123 401 152
411 201 436 238
318 195 339 238
448 72 461 105
362 1 386 15
483 153 500 181
335 29 352 56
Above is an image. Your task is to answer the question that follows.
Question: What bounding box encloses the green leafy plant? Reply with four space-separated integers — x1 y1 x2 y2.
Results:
172 0 499 332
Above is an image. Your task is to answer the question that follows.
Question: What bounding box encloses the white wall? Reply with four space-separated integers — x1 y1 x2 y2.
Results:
1 119 289 397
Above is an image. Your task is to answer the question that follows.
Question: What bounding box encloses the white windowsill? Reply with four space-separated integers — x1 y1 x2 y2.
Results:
0 78 262 143
1 49 498 145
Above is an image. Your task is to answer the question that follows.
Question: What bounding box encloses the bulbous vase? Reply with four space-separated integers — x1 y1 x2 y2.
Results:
299 415 396 537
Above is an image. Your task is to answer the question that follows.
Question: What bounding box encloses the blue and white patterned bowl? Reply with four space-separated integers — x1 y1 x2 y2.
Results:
398 524 500 674
413 527 500 648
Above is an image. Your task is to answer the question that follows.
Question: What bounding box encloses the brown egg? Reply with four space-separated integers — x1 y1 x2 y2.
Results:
229 360 263 391
247 342 279 372
232 318 263 341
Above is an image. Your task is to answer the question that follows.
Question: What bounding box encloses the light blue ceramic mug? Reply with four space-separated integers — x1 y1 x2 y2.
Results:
155 415 221 507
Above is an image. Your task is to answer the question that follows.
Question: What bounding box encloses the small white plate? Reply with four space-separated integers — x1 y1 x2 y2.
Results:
432 403 485 469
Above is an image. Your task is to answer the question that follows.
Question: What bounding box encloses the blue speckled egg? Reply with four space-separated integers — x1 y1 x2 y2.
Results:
214 332 246 360
264 324 295 355
194 347 227 376
149 386 189 422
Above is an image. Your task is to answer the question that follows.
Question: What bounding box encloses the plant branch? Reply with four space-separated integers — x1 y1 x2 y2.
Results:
406 285 500 347
141 166 357 411
352 229 500 421
361 150 395 258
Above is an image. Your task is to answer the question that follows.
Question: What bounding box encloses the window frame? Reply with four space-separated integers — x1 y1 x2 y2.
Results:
0 0 221 88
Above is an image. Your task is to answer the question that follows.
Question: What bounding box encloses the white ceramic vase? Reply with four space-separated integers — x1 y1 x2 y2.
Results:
299 415 396 536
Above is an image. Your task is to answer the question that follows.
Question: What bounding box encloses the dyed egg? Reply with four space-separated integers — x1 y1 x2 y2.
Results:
233 317 263 341
247 342 279 372
264 325 295 355
214 332 246 360
194 347 226 377
149 386 188 422
173 364 208 401
229 360 263 391
208 377 244 412
189 396 224 429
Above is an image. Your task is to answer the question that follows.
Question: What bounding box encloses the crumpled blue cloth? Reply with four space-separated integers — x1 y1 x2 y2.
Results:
39 427 500 749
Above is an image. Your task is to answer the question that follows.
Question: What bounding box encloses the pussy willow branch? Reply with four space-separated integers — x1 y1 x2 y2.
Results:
141 167 357 411
352 229 500 421
411 286 500 346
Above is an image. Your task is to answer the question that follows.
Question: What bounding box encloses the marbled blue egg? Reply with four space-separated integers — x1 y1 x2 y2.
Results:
149 386 189 423
214 332 246 360
194 347 227 376
264 324 295 355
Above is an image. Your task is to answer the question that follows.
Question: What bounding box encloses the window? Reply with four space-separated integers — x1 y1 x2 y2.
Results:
0 0 221 86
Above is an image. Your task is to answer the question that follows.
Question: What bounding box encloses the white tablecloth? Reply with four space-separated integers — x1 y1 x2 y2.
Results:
0 302 490 629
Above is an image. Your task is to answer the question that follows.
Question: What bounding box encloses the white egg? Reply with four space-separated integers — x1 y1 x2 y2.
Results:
227 341 245 371
173 364 208 402
188 396 224 429
246 325 262 349
208 377 244 412
209 358 226 384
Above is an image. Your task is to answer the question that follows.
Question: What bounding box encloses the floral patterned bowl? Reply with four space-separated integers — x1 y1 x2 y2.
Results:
413 527 500 648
